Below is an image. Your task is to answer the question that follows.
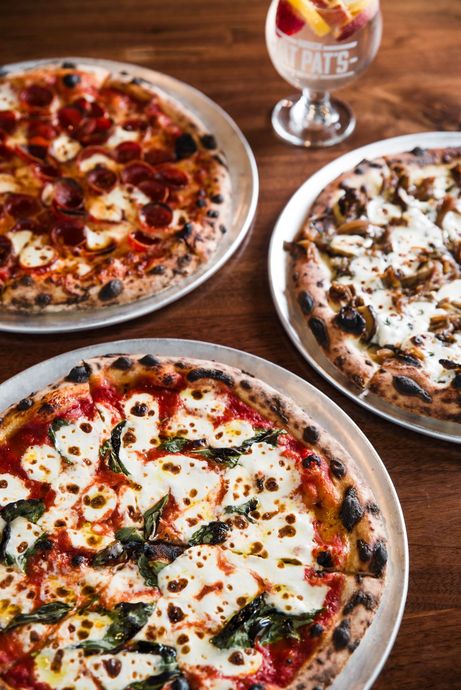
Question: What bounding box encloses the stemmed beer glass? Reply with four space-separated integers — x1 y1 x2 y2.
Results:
266 0 382 147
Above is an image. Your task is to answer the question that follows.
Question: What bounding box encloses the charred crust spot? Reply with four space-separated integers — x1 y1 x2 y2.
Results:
303 425 319 444
248 685 266 690
452 373 461 389
369 540 388 576
330 458 346 479
340 487 364 531
98 279 124 301
187 368 234 387
348 639 360 653
176 222 194 240
150 264 165 275
357 539 372 562
270 396 289 424
240 380 252 390
66 362 91 384
309 316 329 349
111 356 133 371
411 146 426 156
200 134 217 150
366 501 380 516
16 397 33 412
351 373 365 388
393 375 432 403
71 554 85 566
316 550 333 568
38 402 54 415
138 354 159 367
333 619 351 650
302 454 321 468
310 623 324 637
297 290 314 315
175 133 198 160
36 293 51 307
343 590 376 615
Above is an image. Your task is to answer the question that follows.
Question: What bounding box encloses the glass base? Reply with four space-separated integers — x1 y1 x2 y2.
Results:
271 94 356 148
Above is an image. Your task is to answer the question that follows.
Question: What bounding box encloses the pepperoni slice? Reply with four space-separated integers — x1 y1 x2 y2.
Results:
121 161 154 186
0 144 14 161
0 236 13 266
122 118 148 132
77 116 113 146
27 121 57 141
58 106 83 132
77 146 113 165
54 178 84 211
144 147 174 166
34 162 60 181
137 180 169 203
139 202 173 229
71 98 105 118
128 230 161 251
154 164 188 188
86 166 117 193
16 144 49 164
115 141 142 164
4 194 40 218
0 111 16 135
21 84 54 108
51 219 86 247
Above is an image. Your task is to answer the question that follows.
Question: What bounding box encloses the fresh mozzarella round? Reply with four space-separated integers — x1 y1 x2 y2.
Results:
0 473 30 506
81 483 117 522
213 419 255 447
35 647 98 690
179 386 227 416
21 444 62 483
85 650 165 690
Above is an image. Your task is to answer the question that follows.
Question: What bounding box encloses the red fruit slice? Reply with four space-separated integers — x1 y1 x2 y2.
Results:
54 178 84 211
276 0 305 35
86 166 117 193
154 164 188 188
4 194 40 218
21 84 54 108
58 106 84 132
0 111 16 135
115 141 142 164
144 147 174 166
121 161 155 186
0 236 13 266
34 162 61 181
139 202 173 229
137 180 169 203
51 219 86 247
128 230 161 251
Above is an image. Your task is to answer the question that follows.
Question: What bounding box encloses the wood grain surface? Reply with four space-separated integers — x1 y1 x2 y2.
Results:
0 1 460 688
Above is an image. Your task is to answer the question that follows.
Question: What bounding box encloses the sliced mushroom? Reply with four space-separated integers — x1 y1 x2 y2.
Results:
400 260 435 288
329 282 356 305
375 347 396 364
357 305 377 342
436 194 457 226
329 234 371 257
334 306 366 336
382 266 402 289
336 219 371 236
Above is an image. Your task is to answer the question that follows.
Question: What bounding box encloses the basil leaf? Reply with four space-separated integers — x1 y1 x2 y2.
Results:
211 595 319 649
5 601 71 631
0 499 45 524
137 554 167 587
224 497 259 523
129 641 177 667
143 495 169 541
128 671 180 690
158 437 189 453
192 447 241 468
101 422 129 475
115 527 143 544
188 521 230 546
48 418 68 446
78 602 154 653
245 428 286 447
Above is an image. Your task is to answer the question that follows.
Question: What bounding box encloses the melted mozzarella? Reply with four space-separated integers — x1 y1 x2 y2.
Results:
213 420 255 447
5 516 43 568
221 463 255 507
8 229 33 255
0 82 18 110
239 443 300 511
366 197 401 226
86 651 165 690
0 473 30 506
0 173 19 193
402 331 461 384
171 500 215 541
437 279 461 303
163 412 215 441
371 300 437 348
49 134 81 162
97 562 157 606
177 632 262 676
20 444 62 483
179 387 227 417
19 239 56 268
54 417 103 465
79 153 117 173
155 545 261 628
81 484 117 522
106 126 140 148
88 186 133 222
35 648 98 690
157 454 221 509
67 524 114 551
54 611 111 647
118 394 160 479
0 565 37 626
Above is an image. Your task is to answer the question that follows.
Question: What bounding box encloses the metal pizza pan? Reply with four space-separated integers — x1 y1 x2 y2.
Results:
0 57 258 333
268 131 461 443
0 337 408 690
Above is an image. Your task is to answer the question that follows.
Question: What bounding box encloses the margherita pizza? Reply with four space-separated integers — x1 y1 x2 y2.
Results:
0 62 229 312
290 146 461 421
0 354 387 690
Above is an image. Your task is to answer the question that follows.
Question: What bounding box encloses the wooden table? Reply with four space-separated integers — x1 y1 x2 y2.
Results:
1 1 460 688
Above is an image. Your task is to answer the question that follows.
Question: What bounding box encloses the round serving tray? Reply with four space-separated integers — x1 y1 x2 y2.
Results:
269 131 461 444
0 338 408 690
0 57 259 334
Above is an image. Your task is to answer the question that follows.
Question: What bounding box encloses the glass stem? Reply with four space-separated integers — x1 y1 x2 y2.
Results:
290 89 338 132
